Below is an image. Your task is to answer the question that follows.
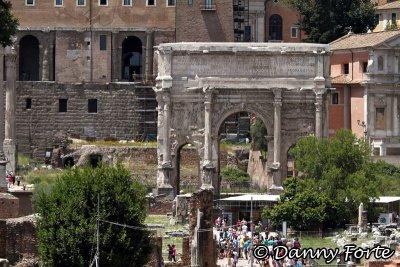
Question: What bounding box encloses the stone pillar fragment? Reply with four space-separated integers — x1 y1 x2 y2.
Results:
42 46 49 81
145 31 154 83
0 46 4 151
155 90 173 197
3 47 17 173
202 87 214 190
270 89 283 193
314 88 327 139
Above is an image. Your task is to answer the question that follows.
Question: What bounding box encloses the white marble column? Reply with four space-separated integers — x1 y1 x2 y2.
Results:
4 46 18 173
202 87 214 190
270 88 283 192
314 88 327 139
155 90 173 197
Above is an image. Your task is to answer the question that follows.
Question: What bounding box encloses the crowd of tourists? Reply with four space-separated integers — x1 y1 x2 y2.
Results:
215 217 307 267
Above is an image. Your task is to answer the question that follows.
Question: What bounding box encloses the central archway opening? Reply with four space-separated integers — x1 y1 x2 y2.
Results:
121 36 142 81
217 112 269 194
175 144 200 195
19 35 40 81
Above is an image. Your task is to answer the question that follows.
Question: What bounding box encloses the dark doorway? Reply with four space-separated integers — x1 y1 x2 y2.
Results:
19 35 40 81
121 36 142 81
63 157 75 168
269 14 283 41
89 154 102 168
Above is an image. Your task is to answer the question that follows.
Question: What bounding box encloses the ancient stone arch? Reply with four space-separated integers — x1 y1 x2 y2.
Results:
154 43 331 198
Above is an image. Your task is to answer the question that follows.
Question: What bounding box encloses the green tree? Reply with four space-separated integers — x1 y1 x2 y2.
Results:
34 165 153 266
265 130 381 230
0 0 18 47
221 165 251 186
283 0 377 43
250 118 268 153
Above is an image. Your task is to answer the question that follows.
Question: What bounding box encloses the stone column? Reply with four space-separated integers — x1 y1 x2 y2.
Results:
256 11 265 42
145 31 154 83
314 88 327 139
394 95 399 136
42 46 50 81
4 47 18 173
156 90 173 197
202 87 214 190
270 88 283 193
0 46 4 151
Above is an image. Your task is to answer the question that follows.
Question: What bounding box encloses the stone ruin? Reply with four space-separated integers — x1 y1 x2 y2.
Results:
173 193 192 224
189 189 217 267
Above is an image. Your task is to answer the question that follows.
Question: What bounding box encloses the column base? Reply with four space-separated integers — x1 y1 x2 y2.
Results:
157 184 174 199
3 139 17 173
200 184 214 191
268 185 284 195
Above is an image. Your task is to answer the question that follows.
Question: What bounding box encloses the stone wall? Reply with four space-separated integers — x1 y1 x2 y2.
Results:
0 215 38 265
0 193 19 220
15 82 156 157
9 192 33 217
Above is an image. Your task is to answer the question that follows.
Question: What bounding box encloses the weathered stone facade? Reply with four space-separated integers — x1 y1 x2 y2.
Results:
14 83 156 156
0 193 19 220
155 42 331 196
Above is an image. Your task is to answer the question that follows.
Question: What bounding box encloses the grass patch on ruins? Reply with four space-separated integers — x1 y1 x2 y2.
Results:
23 168 64 186
299 235 337 249
145 215 187 260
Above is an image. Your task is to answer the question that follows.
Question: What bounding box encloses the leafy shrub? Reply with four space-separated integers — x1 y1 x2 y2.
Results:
34 165 152 266
221 166 250 185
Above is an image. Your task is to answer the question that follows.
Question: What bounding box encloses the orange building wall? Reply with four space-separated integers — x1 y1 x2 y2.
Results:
350 86 365 139
329 86 345 136
265 1 302 42
330 51 369 82
10 0 175 30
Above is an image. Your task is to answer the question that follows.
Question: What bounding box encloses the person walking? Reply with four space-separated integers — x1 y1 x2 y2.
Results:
171 244 177 262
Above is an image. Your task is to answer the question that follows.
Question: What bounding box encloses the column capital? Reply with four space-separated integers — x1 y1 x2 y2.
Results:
272 88 283 98
313 87 328 97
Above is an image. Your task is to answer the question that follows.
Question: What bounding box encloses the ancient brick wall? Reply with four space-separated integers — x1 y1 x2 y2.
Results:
4 215 38 265
15 82 156 157
0 193 19 220
9 192 33 217
175 0 234 42
0 220 6 258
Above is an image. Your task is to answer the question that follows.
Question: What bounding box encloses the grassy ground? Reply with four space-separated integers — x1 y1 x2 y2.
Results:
300 236 337 249
145 215 187 260
69 140 158 149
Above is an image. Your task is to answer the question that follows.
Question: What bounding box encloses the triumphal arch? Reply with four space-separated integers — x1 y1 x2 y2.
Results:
154 43 331 197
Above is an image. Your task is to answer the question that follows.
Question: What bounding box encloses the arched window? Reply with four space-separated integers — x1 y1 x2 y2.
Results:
19 35 40 81
269 14 283 41
378 56 384 71
121 36 142 81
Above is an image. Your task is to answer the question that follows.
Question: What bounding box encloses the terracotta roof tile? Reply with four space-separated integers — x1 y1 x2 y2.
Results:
376 1 400 10
330 30 400 50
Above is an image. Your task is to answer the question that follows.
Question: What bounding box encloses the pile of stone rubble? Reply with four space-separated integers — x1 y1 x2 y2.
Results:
332 224 400 250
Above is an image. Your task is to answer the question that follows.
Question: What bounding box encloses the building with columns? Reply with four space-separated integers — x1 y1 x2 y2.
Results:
330 30 400 162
